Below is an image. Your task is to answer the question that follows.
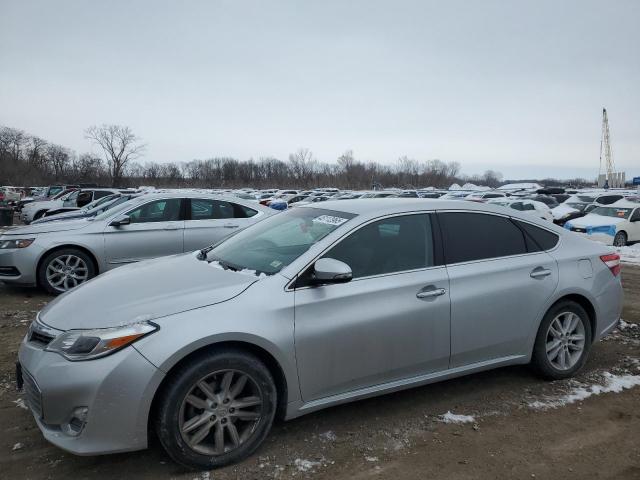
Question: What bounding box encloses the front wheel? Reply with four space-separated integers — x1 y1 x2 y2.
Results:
613 231 627 247
155 349 277 470
531 300 592 380
37 248 96 295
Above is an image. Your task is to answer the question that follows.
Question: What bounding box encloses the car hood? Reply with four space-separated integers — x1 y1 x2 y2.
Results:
1 218 92 236
568 214 626 228
24 199 62 211
39 253 259 330
31 210 86 224
551 204 578 219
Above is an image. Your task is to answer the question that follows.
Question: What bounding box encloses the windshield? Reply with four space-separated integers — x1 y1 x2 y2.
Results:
49 187 64 197
92 196 142 220
206 207 356 275
591 207 633 219
51 189 69 199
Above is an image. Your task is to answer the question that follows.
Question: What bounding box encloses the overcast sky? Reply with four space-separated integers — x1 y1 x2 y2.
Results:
1 0 638 179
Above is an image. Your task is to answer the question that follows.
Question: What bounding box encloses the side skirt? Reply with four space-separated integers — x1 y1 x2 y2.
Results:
285 354 529 420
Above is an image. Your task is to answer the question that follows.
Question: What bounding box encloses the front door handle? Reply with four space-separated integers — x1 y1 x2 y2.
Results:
530 268 552 279
223 224 239 229
416 288 446 299
164 225 179 231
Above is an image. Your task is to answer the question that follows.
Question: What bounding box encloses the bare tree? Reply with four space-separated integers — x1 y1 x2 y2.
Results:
85 124 146 187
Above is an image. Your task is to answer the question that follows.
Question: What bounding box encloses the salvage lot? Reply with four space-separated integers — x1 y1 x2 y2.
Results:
0 268 639 479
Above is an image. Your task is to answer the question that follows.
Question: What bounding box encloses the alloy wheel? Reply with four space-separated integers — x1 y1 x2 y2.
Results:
179 369 263 456
45 254 89 292
545 311 586 370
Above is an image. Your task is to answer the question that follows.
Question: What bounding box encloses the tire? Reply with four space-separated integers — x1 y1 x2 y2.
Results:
37 248 96 295
155 348 277 470
613 231 627 247
531 300 592 380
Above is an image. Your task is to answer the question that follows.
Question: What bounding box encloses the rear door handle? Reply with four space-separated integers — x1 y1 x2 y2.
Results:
224 224 239 229
164 225 179 230
416 288 446 299
530 268 552 279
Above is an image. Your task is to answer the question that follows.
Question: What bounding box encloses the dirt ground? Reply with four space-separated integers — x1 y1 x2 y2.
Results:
0 267 639 480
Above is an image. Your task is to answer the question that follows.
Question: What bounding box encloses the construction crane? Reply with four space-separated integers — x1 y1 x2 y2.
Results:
598 108 625 188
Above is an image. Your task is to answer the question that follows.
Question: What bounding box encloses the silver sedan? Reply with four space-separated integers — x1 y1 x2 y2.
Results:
0 192 272 293
17 199 623 469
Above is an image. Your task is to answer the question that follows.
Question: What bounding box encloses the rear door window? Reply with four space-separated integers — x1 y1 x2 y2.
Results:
438 212 527 264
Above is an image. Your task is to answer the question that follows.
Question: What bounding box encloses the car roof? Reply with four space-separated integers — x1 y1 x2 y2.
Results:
299 198 529 216
609 199 639 208
126 191 270 208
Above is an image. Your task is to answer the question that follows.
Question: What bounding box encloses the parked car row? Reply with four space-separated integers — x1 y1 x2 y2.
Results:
0 192 272 293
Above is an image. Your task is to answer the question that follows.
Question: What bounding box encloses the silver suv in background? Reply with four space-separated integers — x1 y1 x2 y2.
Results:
16 199 623 469
0 192 272 293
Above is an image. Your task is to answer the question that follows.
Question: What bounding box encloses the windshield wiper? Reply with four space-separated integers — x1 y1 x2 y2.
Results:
197 245 215 261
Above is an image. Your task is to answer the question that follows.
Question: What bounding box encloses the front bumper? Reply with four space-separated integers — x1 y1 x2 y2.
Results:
18 335 165 455
0 243 43 286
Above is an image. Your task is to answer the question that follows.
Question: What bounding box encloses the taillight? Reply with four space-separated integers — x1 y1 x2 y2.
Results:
600 253 621 276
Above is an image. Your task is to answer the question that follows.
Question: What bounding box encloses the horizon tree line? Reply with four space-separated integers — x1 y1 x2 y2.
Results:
0 124 594 190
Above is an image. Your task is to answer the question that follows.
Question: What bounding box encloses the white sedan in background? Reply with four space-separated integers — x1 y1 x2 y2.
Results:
487 198 553 222
564 200 640 247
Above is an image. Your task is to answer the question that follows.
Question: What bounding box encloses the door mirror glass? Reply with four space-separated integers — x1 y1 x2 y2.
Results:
109 215 130 227
313 258 352 284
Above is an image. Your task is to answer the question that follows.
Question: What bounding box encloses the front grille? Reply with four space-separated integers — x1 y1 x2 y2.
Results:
29 330 55 347
22 369 43 418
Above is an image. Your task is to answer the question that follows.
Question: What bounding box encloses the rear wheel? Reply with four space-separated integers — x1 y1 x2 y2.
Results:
155 349 276 470
613 231 627 247
37 248 96 295
532 300 592 380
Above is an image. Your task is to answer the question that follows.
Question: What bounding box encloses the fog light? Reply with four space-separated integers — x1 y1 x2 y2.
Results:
62 407 88 437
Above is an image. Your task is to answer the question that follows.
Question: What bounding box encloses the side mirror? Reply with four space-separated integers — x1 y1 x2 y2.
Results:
109 215 130 227
313 258 352 284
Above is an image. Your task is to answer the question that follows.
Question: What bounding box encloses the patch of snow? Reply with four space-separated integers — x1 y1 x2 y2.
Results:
529 371 640 410
616 244 640 265
13 398 27 410
551 203 578 220
318 430 337 442
12 443 23 451
619 319 638 330
365 455 379 462
498 183 542 191
439 411 475 424
294 458 322 472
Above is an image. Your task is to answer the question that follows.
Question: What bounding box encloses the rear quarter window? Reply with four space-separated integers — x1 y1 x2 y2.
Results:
515 220 559 251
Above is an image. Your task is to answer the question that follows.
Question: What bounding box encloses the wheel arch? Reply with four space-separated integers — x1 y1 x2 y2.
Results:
36 244 101 284
147 340 290 435
546 293 597 343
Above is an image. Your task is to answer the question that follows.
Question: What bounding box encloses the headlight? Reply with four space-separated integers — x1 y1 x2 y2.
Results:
0 238 35 249
45 321 158 361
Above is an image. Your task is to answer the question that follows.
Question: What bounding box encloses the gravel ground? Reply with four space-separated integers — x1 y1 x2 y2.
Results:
0 266 639 479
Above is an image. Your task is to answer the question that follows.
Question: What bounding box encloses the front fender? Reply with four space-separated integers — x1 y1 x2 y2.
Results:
133 288 299 404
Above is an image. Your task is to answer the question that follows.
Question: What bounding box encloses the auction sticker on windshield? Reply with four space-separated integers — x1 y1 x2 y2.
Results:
312 215 349 226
